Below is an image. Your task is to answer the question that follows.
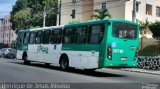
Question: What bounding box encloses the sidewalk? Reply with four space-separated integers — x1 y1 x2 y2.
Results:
121 68 160 75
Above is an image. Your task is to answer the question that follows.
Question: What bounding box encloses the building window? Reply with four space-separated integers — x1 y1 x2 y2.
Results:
71 9 75 19
102 2 106 9
146 4 152 15
156 6 160 17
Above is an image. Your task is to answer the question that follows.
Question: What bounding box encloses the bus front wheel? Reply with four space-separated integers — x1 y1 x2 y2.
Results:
23 53 30 65
60 56 69 70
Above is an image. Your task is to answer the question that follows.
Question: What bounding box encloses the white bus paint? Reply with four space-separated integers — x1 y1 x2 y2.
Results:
27 44 99 69
16 50 23 59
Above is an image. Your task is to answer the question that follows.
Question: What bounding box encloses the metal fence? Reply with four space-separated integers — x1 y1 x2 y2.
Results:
138 37 160 70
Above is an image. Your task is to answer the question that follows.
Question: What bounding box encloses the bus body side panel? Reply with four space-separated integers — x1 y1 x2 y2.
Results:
27 44 62 65
16 50 23 59
61 44 99 69
27 43 99 69
61 50 99 69
98 23 108 68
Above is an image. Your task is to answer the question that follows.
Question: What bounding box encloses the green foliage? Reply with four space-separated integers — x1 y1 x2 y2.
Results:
31 12 43 27
10 0 58 31
149 21 160 37
13 8 31 29
91 9 111 20
137 19 150 36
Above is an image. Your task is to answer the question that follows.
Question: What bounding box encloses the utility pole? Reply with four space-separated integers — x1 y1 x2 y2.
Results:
9 23 12 46
43 6 46 27
132 0 136 22
0 19 4 43
59 0 61 25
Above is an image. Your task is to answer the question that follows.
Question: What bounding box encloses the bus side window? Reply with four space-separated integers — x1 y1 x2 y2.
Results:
51 29 62 44
76 26 87 44
88 24 104 44
99 25 104 42
35 31 43 44
23 32 30 44
63 27 75 44
43 30 51 44
29 32 36 44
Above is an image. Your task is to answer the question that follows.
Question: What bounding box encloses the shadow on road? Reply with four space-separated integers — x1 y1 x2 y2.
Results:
10 61 126 78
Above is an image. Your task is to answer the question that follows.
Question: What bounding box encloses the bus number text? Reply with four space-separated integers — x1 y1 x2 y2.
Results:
113 49 124 54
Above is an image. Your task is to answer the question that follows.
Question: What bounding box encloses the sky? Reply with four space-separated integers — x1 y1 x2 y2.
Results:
0 0 16 18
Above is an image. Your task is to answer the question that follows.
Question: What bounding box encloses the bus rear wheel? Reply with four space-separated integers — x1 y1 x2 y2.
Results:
84 69 96 72
60 56 69 70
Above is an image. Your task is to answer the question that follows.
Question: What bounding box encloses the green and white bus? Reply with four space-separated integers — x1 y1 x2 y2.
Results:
16 19 139 70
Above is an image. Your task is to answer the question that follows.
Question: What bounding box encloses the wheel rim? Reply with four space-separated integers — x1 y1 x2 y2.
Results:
61 59 68 69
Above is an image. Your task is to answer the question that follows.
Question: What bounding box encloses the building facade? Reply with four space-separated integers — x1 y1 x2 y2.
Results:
2 15 17 46
59 0 160 25
0 19 3 43
57 0 93 25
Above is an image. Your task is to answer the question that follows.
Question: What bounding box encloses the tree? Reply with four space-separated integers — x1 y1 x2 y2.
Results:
42 0 58 27
12 8 31 30
136 19 149 37
10 0 29 30
91 9 111 20
10 0 58 31
149 21 160 38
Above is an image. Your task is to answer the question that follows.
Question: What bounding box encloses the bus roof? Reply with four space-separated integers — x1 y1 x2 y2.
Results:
18 19 138 32
29 25 64 31
65 19 138 27
18 25 64 32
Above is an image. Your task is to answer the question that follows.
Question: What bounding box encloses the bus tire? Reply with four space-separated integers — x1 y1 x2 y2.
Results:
45 63 50 66
60 55 69 70
23 53 30 65
84 69 96 72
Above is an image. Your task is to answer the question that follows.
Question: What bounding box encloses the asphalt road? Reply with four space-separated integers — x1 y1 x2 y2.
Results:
0 58 160 89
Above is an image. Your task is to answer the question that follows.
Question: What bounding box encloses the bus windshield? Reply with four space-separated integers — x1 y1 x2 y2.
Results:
112 22 137 39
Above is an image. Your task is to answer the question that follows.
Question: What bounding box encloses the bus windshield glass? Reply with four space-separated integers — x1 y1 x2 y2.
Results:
112 22 137 39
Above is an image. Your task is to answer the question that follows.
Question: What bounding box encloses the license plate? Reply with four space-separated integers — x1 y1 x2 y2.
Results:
121 57 126 61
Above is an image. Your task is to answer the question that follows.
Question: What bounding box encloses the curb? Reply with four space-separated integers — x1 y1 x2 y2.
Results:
121 68 160 75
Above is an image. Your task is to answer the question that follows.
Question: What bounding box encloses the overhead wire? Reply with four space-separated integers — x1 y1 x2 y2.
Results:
0 0 133 17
